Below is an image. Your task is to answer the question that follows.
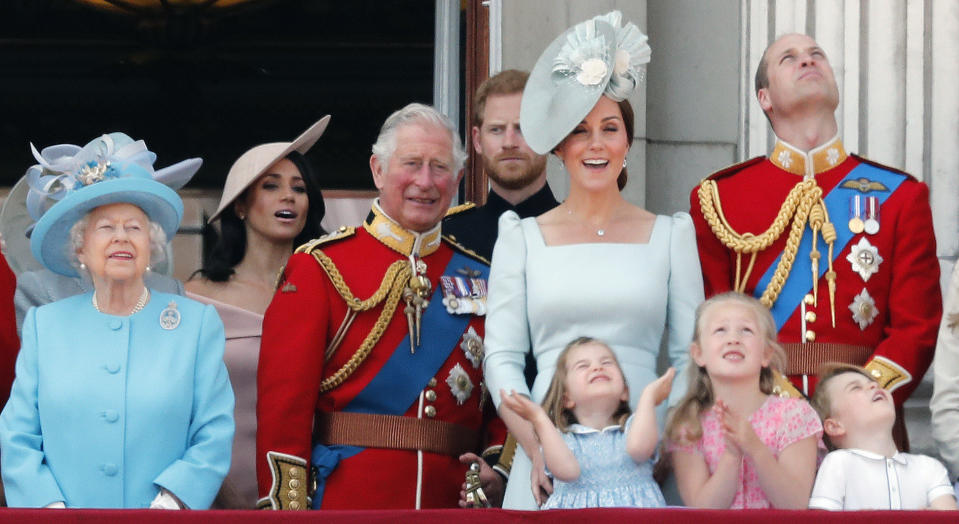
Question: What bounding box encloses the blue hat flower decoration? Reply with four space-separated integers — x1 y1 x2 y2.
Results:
521 10 651 154
25 133 201 277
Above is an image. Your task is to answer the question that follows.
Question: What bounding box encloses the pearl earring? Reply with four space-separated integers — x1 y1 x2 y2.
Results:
146 265 152 273
622 158 628 168
79 262 86 270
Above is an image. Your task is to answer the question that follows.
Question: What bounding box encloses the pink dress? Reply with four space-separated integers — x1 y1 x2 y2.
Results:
187 292 263 509
669 395 823 508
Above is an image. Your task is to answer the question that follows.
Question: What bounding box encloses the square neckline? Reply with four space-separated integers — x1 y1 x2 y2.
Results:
529 214 665 248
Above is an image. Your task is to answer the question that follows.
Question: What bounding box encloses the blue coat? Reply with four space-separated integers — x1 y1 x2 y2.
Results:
0 290 234 509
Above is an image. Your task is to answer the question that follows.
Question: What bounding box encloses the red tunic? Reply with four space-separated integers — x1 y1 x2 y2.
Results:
256 211 504 510
0 252 18 409
690 141 941 404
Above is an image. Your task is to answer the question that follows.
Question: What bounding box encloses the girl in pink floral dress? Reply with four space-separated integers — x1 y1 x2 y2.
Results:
666 292 823 508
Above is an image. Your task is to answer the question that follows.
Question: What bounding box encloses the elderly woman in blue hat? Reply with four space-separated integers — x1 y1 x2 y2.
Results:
0 133 235 509
483 11 704 509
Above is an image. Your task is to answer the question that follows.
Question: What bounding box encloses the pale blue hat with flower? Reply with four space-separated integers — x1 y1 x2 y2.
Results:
26 133 201 277
520 11 651 154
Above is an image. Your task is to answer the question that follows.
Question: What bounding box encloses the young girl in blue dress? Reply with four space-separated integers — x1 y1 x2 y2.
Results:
500 336 674 509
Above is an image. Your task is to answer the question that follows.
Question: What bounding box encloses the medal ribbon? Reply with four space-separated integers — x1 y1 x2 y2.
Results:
754 163 906 329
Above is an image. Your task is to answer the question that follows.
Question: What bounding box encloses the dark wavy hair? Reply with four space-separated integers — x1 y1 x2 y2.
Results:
194 151 326 282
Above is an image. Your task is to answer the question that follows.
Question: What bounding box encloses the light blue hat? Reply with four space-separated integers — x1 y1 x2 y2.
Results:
520 11 651 155
25 133 201 277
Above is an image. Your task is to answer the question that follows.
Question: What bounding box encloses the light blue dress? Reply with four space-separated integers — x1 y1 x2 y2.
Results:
483 211 703 510
0 291 235 509
543 416 665 509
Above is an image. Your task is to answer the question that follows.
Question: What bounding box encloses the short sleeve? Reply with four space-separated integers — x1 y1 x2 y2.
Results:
922 455 957 504
808 451 846 510
665 212 705 407
779 398 823 450
484 211 533 407
664 424 701 456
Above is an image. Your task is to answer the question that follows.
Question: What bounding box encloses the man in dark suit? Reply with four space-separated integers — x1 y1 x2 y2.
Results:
444 70 557 261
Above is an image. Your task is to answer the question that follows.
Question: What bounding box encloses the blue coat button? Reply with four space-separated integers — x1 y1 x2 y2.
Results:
101 463 118 476
109 320 122 330
105 362 120 374
102 410 119 423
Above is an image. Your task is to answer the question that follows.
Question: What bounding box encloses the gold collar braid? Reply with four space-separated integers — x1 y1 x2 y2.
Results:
698 178 838 324
364 201 442 258
309 249 413 393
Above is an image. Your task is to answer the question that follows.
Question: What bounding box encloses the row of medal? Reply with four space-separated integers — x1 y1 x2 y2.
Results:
848 195 881 235
440 274 488 315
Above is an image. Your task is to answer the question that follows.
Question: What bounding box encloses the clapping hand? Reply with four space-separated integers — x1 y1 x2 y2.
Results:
714 398 762 459
500 389 547 424
640 367 675 406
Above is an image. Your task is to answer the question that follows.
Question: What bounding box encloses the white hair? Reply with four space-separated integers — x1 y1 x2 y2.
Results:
371 103 467 173
68 213 167 274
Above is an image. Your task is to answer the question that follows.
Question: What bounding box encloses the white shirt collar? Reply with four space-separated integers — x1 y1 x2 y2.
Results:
844 447 908 465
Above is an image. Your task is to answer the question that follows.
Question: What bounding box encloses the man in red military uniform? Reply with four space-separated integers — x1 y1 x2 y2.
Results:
257 103 507 510
690 34 940 446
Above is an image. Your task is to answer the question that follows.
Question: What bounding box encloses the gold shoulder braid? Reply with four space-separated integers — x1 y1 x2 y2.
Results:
310 249 412 393
698 178 838 325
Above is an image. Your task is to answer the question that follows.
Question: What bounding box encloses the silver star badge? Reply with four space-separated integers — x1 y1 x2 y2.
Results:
849 288 879 330
446 363 473 405
846 237 883 281
459 327 484 368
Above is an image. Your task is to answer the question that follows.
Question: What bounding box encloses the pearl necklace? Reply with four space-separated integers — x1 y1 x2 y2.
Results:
93 287 150 316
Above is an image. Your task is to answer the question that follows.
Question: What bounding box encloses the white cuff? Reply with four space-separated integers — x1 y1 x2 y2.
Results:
150 489 183 510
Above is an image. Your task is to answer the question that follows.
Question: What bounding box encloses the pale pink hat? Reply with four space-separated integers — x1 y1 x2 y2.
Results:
208 115 331 223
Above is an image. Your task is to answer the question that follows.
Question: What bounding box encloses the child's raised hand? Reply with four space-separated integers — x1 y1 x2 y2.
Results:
499 389 547 423
640 367 676 406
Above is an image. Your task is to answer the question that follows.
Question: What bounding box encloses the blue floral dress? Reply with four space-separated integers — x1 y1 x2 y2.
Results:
543 416 666 509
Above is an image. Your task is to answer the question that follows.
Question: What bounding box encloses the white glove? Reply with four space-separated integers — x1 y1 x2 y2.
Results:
150 489 184 510
44 501 66 509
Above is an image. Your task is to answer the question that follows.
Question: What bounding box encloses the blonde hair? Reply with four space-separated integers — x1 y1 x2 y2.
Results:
541 336 632 433
665 292 786 445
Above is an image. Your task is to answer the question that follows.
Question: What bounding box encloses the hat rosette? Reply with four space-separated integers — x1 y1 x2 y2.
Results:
521 10 651 154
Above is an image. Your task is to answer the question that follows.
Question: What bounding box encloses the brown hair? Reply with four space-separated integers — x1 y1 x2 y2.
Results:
616 98 635 191
755 49 769 98
809 363 875 450
541 336 632 433
664 292 786 445
473 69 529 128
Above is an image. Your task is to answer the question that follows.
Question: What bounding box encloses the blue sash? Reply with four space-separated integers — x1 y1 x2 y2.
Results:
311 250 489 507
754 163 906 329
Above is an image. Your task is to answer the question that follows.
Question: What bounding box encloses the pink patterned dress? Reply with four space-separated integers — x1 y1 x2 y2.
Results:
668 395 823 508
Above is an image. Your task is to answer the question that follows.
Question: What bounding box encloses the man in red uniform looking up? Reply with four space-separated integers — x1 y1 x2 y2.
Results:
256 103 506 510
690 34 940 448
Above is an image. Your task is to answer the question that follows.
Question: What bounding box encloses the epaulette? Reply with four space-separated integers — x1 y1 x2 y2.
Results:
442 234 490 266
444 202 477 218
850 153 918 181
698 156 766 185
294 226 356 254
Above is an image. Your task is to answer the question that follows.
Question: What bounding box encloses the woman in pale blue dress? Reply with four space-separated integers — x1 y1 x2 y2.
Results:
482 11 704 510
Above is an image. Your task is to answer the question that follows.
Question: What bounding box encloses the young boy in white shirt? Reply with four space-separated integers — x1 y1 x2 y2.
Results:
808 363 957 510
